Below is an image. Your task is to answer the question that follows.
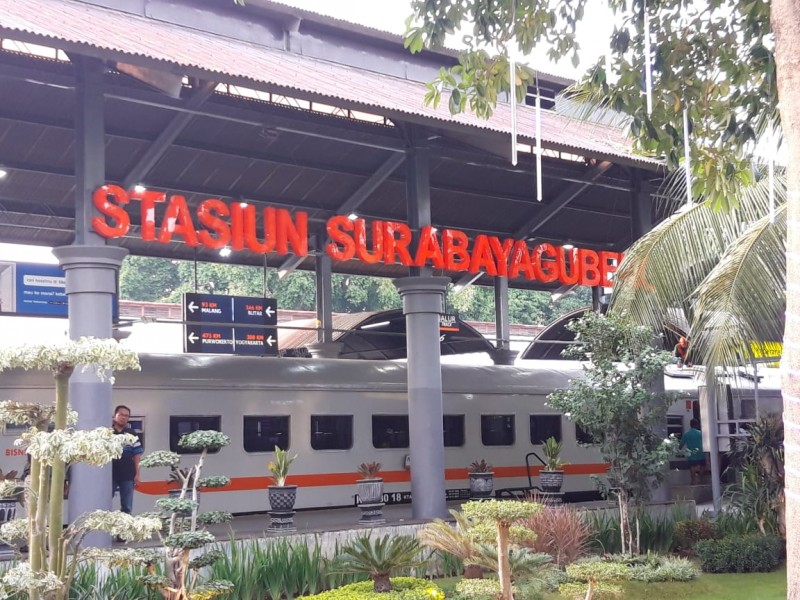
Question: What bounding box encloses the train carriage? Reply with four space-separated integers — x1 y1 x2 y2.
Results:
0 354 781 515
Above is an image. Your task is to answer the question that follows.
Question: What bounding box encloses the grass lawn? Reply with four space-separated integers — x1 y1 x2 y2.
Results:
544 566 786 599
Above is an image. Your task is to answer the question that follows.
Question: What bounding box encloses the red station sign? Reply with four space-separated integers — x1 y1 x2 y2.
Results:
92 185 622 287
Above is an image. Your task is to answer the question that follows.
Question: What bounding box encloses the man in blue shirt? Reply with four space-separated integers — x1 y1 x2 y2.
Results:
680 419 705 485
111 404 143 514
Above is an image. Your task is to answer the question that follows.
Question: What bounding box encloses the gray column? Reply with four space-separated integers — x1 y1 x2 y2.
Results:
405 145 432 277
307 251 342 358
393 276 450 520
493 277 517 365
315 252 334 344
58 55 123 546
703 370 723 512
54 245 128 536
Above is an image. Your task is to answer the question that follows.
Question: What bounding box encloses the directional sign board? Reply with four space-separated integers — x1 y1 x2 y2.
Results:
183 293 278 356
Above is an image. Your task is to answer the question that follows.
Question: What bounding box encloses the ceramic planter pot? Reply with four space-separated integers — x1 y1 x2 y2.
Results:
0 497 17 558
268 485 297 532
468 472 494 499
356 478 385 525
539 470 564 493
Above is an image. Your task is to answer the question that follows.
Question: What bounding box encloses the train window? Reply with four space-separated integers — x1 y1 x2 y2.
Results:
443 414 465 447
481 415 515 446
372 415 409 448
310 415 353 450
170 416 222 454
530 415 561 444
243 416 290 453
667 415 684 438
575 424 596 445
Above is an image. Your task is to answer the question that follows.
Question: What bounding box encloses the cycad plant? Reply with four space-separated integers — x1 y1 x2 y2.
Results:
417 509 483 578
328 534 425 592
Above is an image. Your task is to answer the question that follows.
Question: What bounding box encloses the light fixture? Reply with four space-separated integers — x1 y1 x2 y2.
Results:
277 254 305 279
551 283 578 302
361 320 391 330
239 201 248 208
453 272 483 293
347 213 358 221
133 184 146 193
219 247 232 257
430 227 438 234
0 169 7 179
562 243 574 250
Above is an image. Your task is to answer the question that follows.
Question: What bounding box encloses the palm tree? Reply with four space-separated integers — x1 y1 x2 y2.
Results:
610 169 786 370
328 535 426 592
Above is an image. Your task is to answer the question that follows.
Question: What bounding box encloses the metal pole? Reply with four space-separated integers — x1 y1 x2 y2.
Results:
704 367 723 513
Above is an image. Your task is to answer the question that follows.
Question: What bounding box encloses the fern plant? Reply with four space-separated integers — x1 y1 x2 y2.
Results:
328 535 425 592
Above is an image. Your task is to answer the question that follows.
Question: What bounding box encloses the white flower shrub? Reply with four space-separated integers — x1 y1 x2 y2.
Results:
22 428 136 467
0 564 62 597
0 337 140 380
0 518 28 543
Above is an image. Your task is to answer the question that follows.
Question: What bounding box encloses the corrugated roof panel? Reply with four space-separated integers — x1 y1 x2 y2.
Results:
0 0 657 166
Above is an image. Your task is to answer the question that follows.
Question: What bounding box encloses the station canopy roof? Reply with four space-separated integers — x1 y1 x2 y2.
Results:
279 309 495 360
0 0 665 293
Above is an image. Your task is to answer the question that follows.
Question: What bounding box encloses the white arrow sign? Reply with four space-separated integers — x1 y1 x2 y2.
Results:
187 332 199 343
264 306 275 318
188 301 198 314
266 335 275 347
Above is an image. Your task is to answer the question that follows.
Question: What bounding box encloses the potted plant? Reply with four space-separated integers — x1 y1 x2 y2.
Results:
467 459 494 499
267 445 298 532
539 437 567 494
356 461 385 525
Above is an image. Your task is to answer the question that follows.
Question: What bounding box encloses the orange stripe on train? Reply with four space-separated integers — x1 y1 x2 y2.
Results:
136 463 608 495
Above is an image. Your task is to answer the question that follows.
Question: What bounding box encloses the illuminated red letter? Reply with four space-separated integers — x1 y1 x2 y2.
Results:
443 229 470 271
129 188 166 241
158 195 198 246
92 185 130 238
598 251 623 287
489 237 514 277
469 235 498 276
508 240 534 279
578 249 601 286
383 221 413 266
326 215 355 261
414 226 445 269
277 209 308 256
532 243 558 283
556 246 580 285
355 219 384 264
243 206 276 254
197 199 231 249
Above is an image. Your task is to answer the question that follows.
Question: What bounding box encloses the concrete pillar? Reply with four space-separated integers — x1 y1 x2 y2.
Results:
315 251 334 345
492 277 517 365
53 245 128 537
393 276 450 520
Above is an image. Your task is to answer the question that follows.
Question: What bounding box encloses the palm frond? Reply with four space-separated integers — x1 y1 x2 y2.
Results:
328 535 425 577
690 205 786 370
610 170 782 337
417 510 476 560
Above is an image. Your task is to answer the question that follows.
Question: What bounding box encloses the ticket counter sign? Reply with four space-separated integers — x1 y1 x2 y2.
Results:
182 292 278 356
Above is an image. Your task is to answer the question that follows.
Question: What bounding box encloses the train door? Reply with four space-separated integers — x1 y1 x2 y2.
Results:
128 416 145 451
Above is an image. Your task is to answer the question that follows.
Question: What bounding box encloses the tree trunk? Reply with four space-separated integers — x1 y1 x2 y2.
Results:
373 575 392 593
48 371 71 577
463 563 484 579
772 0 800 596
497 522 513 600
